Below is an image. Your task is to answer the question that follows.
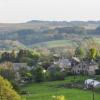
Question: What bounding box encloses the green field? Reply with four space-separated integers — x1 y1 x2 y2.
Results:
22 76 100 100
94 37 100 44
32 39 78 48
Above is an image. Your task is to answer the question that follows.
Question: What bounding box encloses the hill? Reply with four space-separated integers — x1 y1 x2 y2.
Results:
0 20 100 50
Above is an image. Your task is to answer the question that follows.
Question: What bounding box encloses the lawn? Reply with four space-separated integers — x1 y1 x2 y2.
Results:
22 76 100 100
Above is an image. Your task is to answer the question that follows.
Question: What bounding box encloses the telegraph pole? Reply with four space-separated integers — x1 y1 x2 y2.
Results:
91 81 94 100
92 85 94 100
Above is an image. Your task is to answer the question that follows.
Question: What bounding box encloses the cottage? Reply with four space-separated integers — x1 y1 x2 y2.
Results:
49 57 99 75
71 59 98 75
12 63 32 82
12 63 31 71
53 58 71 71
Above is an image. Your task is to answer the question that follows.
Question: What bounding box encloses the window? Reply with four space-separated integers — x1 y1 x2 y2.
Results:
84 65 85 68
78 70 80 72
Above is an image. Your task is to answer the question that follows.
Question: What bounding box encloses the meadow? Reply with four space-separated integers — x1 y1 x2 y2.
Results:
22 76 100 100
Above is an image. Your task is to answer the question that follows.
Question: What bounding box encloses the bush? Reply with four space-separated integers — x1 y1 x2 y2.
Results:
0 76 21 100
52 95 65 100
48 66 66 81
49 71 65 81
95 69 100 75
34 66 45 82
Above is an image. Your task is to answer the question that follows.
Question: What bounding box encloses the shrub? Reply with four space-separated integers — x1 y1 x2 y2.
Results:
49 71 65 81
52 95 65 100
34 66 45 82
95 69 100 75
48 66 66 81
0 76 21 100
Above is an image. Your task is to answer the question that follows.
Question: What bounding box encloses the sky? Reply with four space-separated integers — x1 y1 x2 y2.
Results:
0 0 100 23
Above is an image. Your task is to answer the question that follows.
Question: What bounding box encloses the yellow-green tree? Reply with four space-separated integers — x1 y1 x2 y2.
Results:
75 47 85 58
0 76 21 100
89 48 97 60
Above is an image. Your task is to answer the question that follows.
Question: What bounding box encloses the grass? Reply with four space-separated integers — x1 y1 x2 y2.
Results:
21 76 100 100
32 39 78 48
46 40 77 48
94 37 100 44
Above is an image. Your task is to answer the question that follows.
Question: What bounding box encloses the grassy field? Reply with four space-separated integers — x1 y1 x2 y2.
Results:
94 37 100 44
31 37 100 49
22 76 100 100
32 39 78 48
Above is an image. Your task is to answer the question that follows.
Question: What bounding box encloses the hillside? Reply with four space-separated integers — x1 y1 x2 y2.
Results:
0 20 100 50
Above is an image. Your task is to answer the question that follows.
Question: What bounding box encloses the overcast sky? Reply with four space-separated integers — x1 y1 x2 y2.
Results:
0 0 100 23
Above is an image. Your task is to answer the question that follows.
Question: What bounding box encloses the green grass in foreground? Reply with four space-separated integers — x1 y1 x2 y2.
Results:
22 76 100 100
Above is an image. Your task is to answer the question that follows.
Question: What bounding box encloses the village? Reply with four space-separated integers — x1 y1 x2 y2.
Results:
0 47 100 100
0 48 100 83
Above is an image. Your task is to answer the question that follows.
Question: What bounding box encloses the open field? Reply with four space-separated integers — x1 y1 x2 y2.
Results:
31 39 78 48
94 37 100 44
22 76 100 100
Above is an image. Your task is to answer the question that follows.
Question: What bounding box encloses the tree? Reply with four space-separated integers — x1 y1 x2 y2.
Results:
1 51 16 62
17 49 40 65
0 76 21 100
0 68 15 82
48 65 65 81
75 47 85 58
10 50 16 62
30 50 40 59
88 48 97 60
40 53 54 69
33 66 44 82
0 62 15 82
1 52 10 61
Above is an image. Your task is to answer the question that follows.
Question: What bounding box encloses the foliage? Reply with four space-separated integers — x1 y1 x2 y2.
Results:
49 71 65 81
33 66 45 82
75 47 85 58
95 69 100 75
19 57 33 66
88 48 97 60
0 68 15 81
48 66 65 81
30 50 40 60
26 72 32 78
0 76 21 100
0 62 16 82
16 49 40 66
52 95 65 100
39 52 54 69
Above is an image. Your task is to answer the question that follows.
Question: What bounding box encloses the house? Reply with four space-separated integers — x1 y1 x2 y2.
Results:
48 56 99 75
12 63 32 82
53 58 71 71
0 62 29 81
85 79 100 88
71 58 99 75
12 63 32 71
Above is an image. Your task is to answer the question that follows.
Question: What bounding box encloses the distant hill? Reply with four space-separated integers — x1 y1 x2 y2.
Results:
0 20 100 50
0 40 26 50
